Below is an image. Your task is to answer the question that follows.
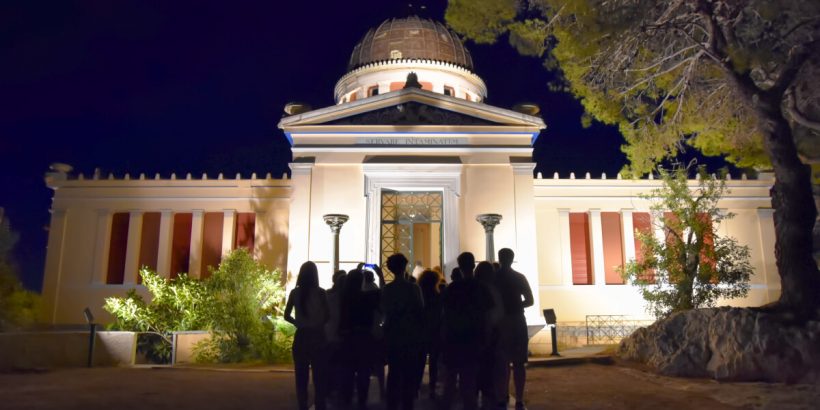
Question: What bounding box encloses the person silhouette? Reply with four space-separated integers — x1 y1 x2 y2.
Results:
417 269 444 399
339 268 382 409
284 261 330 410
325 270 346 403
440 252 492 410
494 248 534 409
475 261 503 407
381 253 424 410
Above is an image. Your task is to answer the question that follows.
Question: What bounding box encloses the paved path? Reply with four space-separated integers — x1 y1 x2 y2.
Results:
2 362 817 409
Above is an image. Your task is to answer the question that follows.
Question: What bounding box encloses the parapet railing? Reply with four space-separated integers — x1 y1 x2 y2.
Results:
585 315 653 345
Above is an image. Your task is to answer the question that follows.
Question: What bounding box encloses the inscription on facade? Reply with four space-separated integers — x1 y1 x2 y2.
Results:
358 137 466 145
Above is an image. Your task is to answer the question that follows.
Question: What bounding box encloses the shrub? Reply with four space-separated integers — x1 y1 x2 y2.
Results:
197 248 292 363
104 270 208 362
0 214 39 332
103 248 293 363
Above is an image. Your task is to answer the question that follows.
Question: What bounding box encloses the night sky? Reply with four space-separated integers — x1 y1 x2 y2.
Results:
0 0 637 291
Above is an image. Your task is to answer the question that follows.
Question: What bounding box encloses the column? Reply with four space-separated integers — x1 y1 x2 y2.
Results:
476 213 502 262
156 210 173 277
123 211 144 285
188 210 204 278
221 209 236 257
511 162 542 322
621 209 636 263
323 214 349 275
589 209 606 286
558 209 573 286
92 209 112 284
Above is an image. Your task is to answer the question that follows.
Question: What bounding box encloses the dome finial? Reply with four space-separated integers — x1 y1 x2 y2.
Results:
403 72 423 89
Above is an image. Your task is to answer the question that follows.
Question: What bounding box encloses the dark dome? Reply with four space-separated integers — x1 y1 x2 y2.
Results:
348 16 474 72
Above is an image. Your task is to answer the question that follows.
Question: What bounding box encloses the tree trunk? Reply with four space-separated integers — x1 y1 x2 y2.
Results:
757 97 820 317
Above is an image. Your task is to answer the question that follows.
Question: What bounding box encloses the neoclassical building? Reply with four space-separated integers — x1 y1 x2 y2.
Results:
41 17 779 352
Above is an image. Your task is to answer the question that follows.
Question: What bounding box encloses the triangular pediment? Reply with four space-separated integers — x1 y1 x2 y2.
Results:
278 88 545 130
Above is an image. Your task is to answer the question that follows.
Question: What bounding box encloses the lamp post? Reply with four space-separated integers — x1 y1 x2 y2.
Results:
323 214 349 274
543 309 560 357
476 213 502 262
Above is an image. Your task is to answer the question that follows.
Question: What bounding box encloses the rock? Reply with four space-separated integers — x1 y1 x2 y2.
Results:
619 307 820 382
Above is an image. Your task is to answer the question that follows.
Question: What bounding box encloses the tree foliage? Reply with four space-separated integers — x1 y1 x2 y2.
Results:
447 0 820 314
198 247 291 363
621 166 753 318
103 248 292 363
0 213 39 331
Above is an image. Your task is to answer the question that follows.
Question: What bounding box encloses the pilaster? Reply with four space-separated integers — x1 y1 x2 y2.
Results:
221 209 236 257
189 210 204 278
558 209 573 286
156 210 173 277
589 209 606 286
621 209 636 262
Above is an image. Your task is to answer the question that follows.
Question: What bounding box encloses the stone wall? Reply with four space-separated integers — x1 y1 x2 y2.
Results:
0 331 136 370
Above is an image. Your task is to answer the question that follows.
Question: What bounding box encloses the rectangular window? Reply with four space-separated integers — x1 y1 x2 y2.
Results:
569 212 593 285
234 212 256 251
137 212 161 283
106 212 130 284
443 86 454 96
200 212 224 278
697 213 717 281
601 212 625 284
170 213 192 279
389 82 404 92
632 212 654 282
368 86 379 97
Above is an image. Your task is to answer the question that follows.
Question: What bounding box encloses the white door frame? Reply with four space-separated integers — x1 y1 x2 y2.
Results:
363 164 462 277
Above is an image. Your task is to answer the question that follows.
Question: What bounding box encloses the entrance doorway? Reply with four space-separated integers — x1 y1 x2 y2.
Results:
380 190 442 280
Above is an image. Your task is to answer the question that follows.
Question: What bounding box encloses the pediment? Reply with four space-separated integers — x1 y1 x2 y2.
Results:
278 88 545 129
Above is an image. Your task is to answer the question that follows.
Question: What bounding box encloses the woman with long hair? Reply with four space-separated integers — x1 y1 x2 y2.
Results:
285 261 329 410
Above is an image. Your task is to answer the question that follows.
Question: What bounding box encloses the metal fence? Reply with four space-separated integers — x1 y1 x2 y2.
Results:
585 315 652 345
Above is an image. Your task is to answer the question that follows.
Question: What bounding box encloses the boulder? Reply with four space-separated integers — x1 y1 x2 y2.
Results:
619 307 820 382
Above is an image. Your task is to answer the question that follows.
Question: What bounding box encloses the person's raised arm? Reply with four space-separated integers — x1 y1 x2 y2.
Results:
284 289 297 326
374 264 385 288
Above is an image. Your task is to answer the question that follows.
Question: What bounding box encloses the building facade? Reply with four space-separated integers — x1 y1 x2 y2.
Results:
41 17 779 352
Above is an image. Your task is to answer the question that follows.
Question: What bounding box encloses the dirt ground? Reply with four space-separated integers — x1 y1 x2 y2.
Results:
0 363 817 409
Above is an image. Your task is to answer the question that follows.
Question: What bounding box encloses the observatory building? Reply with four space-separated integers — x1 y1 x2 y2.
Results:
41 17 779 352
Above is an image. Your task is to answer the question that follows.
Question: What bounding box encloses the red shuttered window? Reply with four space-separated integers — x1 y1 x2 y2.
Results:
234 212 256 251
601 212 625 284
200 212 224 278
632 212 654 282
106 213 130 284
137 212 161 283
170 213 192 279
569 212 593 285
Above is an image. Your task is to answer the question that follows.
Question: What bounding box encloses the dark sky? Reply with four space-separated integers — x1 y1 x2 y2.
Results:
0 0 634 291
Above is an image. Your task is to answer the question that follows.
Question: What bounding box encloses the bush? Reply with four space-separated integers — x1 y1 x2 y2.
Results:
0 214 39 332
196 248 292 363
104 270 208 362
103 248 293 363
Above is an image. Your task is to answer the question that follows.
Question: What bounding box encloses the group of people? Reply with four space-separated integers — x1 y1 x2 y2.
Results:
284 248 534 410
